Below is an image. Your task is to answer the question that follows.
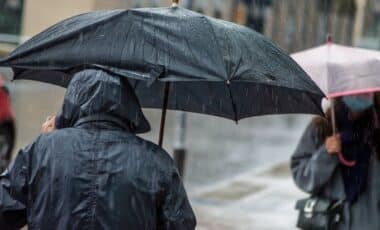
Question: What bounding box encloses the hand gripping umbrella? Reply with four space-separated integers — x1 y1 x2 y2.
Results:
0 0 324 146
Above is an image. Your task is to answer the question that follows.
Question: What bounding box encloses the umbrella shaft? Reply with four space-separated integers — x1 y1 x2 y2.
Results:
158 82 171 147
331 98 337 134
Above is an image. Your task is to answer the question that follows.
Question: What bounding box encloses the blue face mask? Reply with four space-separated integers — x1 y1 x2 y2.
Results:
342 95 374 112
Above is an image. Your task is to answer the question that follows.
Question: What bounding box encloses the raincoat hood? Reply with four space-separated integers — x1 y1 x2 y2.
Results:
56 69 150 133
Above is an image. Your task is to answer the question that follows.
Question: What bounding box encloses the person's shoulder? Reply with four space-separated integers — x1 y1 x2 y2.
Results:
15 132 57 158
132 136 175 166
307 116 330 137
34 128 82 148
43 127 87 138
135 137 172 157
297 116 330 148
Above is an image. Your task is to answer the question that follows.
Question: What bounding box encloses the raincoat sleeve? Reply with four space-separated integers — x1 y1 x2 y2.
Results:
158 167 196 230
290 122 339 194
0 144 31 230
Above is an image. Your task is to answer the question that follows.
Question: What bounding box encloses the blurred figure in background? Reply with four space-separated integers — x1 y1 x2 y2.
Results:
0 69 196 230
291 93 380 230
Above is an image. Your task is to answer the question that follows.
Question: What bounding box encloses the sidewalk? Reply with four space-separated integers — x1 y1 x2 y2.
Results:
191 162 306 230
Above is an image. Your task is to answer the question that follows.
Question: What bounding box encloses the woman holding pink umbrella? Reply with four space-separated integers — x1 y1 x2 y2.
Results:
291 37 380 229
292 93 380 230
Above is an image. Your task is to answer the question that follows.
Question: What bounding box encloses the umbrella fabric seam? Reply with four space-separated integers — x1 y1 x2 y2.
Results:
202 16 229 80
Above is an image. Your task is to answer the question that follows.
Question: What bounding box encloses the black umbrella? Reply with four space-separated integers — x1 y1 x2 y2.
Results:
0 1 324 146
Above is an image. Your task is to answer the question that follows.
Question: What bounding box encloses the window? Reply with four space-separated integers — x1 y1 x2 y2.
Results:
0 0 23 35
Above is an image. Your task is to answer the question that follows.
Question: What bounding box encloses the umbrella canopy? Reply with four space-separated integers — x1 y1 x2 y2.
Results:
0 6 324 123
291 43 380 98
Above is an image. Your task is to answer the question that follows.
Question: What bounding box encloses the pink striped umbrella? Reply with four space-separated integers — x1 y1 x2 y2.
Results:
291 42 380 98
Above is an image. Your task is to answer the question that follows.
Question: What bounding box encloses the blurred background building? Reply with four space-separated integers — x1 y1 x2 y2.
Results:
1 0 380 54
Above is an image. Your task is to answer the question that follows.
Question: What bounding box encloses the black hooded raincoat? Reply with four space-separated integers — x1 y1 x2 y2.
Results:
0 69 196 230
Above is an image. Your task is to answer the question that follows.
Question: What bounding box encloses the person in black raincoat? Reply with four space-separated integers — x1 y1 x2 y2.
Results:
0 69 196 230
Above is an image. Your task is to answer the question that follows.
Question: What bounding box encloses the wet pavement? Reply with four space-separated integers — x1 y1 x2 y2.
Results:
9 80 312 229
192 162 307 229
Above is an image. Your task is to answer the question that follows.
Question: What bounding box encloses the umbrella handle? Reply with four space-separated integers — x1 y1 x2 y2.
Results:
331 98 337 134
338 152 357 167
158 82 170 147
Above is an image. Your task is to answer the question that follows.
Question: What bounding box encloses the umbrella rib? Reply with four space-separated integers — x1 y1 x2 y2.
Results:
226 83 238 123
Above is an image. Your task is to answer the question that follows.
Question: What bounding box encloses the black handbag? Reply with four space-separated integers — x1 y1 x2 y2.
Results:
295 197 343 230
